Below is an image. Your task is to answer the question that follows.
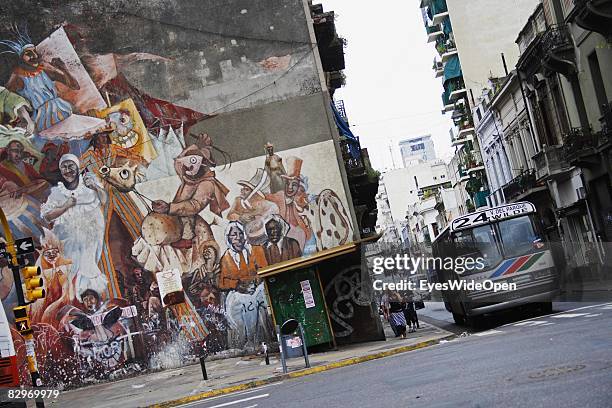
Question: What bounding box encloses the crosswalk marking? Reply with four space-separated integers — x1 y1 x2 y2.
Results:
473 330 503 337
514 320 549 326
551 313 589 318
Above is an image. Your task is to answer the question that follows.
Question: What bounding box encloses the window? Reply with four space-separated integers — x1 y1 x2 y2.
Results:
452 225 503 270
476 107 482 121
441 174 446 178
433 176 437 180
497 215 542 258
588 51 608 115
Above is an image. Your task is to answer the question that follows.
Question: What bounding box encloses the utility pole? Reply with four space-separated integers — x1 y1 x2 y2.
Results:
0 208 45 408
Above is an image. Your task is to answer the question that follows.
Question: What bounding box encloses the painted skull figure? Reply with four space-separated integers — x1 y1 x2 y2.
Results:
106 110 140 149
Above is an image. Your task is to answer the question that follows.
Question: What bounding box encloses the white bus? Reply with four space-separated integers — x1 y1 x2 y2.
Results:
432 202 559 327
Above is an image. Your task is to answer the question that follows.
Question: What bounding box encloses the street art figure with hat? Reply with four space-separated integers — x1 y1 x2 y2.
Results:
41 153 108 301
227 168 279 245
265 156 312 249
151 134 230 240
264 142 286 194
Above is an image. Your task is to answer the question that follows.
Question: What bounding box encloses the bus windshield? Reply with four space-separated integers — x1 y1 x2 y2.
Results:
452 224 502 270
497 215 541 258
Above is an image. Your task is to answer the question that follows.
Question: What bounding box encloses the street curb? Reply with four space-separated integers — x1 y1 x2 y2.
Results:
147 334 455 408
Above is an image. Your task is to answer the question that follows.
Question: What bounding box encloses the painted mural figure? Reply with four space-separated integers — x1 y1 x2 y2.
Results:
184 240 220 298
1 27 104 140
41 154 108 300
0 140 49 242
265 157 312 250
264 142 286 194
227 168 279 245
151 135 229 250
0 85 35 135
263 215 302 265
31 228 73 328
218 221 268 291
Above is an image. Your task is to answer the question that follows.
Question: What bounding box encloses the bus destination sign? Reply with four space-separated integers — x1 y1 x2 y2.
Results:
451 202 536 231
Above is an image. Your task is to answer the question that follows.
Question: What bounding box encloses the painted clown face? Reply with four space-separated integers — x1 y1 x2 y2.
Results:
176 154 205 177
106 111 139 149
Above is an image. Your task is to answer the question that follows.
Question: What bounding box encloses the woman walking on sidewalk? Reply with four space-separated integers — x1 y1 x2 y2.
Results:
388 292 407 338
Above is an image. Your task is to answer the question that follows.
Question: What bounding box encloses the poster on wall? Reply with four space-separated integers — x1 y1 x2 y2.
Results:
156 269 186 307
301 280 316 309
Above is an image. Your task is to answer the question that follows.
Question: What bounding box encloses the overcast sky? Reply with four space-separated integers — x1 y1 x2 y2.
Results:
321 0 455 171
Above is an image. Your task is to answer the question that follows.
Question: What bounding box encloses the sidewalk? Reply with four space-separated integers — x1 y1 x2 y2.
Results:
50 322 453 408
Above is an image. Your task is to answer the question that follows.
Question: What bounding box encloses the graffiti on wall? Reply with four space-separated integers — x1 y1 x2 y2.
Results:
0 22 353 386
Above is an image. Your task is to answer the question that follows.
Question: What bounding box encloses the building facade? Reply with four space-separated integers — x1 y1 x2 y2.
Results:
0 0 382 387
398 134 436 167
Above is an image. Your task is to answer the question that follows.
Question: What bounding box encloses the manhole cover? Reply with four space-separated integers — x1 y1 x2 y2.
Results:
527 364 586 379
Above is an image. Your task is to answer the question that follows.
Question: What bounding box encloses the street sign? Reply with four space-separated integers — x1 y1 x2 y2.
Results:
15 238 34 255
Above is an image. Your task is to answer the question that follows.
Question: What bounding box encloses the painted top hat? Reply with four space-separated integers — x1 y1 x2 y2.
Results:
280 156 303 181
237 168 268 198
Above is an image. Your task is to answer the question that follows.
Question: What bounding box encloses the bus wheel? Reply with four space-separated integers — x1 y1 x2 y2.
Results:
452 312 466 325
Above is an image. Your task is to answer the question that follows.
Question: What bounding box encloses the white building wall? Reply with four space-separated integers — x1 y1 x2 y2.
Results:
446 0 541 103
382 160 450 223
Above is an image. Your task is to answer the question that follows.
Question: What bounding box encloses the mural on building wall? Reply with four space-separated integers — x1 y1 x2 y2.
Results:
0 22 353 387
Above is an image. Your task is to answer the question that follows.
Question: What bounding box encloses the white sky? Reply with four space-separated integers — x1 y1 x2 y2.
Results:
321 0 455 171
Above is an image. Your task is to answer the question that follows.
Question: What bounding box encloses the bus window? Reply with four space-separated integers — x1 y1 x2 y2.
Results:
497 215 542 258
453 225 502 270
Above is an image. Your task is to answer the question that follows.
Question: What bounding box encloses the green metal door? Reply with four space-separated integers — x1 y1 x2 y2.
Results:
266 267 332 347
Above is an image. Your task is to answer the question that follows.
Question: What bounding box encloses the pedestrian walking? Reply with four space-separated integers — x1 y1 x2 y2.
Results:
388 292 407 338
404 291 420 331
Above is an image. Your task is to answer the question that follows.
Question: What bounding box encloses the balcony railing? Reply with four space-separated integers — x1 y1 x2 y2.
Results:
599 102 612 144
474 190 489 208
502 169 537 202
533 145 567 180
562 126 597 162
541 24 573 53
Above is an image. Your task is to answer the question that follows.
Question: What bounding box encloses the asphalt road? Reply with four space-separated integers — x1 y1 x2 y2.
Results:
181 302 612 408
417 301 596 334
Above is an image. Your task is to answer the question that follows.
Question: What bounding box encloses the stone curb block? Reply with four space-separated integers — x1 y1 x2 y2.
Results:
147 334 455 408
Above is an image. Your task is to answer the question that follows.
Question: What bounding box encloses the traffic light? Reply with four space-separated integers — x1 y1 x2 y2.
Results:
21 266 45 301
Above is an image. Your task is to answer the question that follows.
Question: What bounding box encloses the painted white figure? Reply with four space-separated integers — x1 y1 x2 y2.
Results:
41 154 108 300
224 282 272 347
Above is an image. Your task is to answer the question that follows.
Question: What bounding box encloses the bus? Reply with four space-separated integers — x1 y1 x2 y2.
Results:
431 202 559 327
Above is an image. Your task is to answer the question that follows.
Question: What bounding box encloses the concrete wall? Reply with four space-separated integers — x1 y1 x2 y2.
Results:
0 0 356 387
446 0 541 101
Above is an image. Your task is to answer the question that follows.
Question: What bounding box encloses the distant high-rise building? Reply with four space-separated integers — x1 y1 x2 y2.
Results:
399 135 436 167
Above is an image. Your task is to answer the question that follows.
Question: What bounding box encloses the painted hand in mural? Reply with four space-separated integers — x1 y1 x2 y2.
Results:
152 200 170 214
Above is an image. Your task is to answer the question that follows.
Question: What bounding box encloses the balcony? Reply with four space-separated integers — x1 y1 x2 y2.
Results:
426 24 444 43
573 0 612 38
433 60 444 77
473 190 489 209
532 145 569 180
441 47 458 63
562 127 600 166
445 77 467 102
541 25 577 78
502 170 540 202
598 101 612 147
441 89 454 112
